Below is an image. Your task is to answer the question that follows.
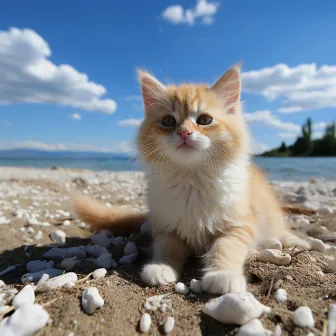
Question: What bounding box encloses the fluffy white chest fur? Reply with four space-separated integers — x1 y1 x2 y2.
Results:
147 155 250 252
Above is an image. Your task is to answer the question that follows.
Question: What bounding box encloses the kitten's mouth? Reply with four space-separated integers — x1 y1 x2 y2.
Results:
177 143 194 150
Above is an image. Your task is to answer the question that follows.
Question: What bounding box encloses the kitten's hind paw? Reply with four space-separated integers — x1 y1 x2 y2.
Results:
141 263 178 286
202 270 246 294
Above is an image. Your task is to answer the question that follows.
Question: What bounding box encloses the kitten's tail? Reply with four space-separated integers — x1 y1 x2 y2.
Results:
73 194 147 235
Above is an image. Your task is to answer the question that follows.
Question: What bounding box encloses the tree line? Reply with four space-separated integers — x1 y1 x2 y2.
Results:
261 118 336 157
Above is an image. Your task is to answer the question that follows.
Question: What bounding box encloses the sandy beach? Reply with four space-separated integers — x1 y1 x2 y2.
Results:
0 166 335 336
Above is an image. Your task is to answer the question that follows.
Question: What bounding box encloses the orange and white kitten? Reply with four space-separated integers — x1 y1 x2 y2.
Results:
74 65 309 294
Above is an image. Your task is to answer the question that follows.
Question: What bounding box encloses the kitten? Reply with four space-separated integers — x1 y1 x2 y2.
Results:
74 65 309 294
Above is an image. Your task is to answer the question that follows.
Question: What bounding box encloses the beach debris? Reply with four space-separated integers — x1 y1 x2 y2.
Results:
50 230 66 244
163 316 175 334
328 258 336 272
236 319 271 336
34 230 43 240
0 264 23 277
202 292 271 325
61 257 80 271
92 268 107 279
124 242 138 255
26 260 54 273
88 253 117 269
308 237 326 253
274 288 287 303
36 272 78 292
35 274 49 289
91 233 111 248
258 249 291 266
85 245 109 258
81 287 104 315
328 304 336 336
43 247 86 259
292 306 315 328
0 303 49 336
144 294 171 312
26 216 50 226
119 252 138 264
175 282 189 295
12 285 35 308
63 220 71 226
139 313 151 333
21 268 63 284
190 279 202 293
263 239 282 250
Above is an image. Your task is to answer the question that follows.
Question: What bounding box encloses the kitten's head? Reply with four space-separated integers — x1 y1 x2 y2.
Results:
137 65 249 168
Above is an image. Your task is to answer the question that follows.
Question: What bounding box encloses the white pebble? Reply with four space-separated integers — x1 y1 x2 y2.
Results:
175 282 189 295
0 303 49 336
89 253 117 269
0 280 5 287
124 242 138 255
21 268 63 284
92 268 107 279
12 285 35 308
26 260 54 273
50 230 66 244
292 306 315 328
0 217 10 225
85 245 109 257
144 294 167 311
274 325 282 336
61 257 79 271
328 304 336 336
327 258 336 272
258 249 291 266
202 292 271 325
36 272 78 292
274 288 287 303
140 313 151 333
236 319 270 336
190 279 202 293
81 287 104 315
63 220 71 227
119 252 138 264
308 237 326 253
63 282 75 289
91 233 111 248
163 316 175 334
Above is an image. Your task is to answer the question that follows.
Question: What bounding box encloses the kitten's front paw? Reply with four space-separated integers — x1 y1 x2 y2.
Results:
202 270 246 294
141 263 178 286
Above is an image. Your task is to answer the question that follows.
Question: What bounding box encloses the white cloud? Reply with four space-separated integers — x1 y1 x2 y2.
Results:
118 118 143 127
245 110 300 132
278 132 298 139
0 28 117 113
71 113 81 120
162 0 219 26
0 140 133 154
251 141 269 154
313 122 327 130
242 63 336 113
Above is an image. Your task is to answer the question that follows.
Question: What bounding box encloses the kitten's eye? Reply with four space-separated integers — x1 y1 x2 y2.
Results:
162 115 176 127
196 115 213 125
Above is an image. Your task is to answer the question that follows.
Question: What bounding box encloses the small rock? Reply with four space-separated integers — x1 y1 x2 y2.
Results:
50 230 66 244
92 268 107 279
81 287 104 315
61 257 79 271
308 237 326 253
124 242 138 255
274 289 287 303
140 313 151 333
119 253 138 264
21 268 63 284
202 292 271 325
91 233 111 248
258 249 291 266
112 237 125 246
274 325 282 336
0 303 49 336
175 282 189 295
190 279 202 293
285 275 293 281
85 245 108 258
292 306 315 328
26 260 54 273
163 316 175 334
12 285 35 308
89 253 117 269
236 319 270 336
63 220 71 227
0 280 5 287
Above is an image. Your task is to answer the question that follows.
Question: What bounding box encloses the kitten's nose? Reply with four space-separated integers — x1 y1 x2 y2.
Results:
178 130 192 141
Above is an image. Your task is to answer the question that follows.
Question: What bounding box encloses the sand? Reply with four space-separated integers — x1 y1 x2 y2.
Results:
0 166 335 336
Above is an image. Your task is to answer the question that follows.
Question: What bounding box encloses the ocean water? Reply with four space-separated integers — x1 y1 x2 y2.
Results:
0 157 335 181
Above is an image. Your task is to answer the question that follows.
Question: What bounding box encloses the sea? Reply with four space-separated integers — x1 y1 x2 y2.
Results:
0 157 335 181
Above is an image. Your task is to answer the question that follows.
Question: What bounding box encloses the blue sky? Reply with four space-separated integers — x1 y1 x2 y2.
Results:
0 0 336 154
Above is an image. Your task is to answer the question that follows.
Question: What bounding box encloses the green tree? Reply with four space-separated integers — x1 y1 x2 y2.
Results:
279 142 287 152
292 118 313 156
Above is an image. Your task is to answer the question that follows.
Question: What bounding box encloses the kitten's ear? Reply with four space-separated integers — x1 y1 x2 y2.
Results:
137 69 167 110
211 64 241 113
